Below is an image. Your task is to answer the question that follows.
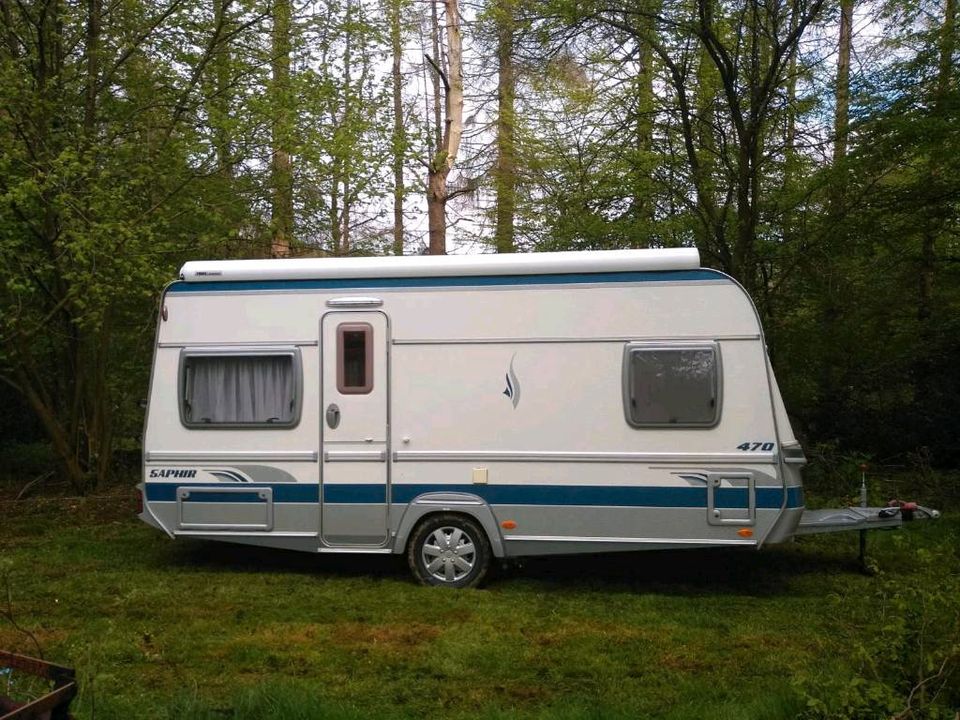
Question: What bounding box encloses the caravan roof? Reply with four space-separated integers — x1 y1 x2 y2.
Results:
179 248 701 283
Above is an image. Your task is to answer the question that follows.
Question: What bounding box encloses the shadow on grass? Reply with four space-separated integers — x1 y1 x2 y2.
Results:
505 540 867 595
157 531 867 597
161 537 408 579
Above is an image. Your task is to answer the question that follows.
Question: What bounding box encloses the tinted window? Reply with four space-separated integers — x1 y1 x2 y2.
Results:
624 346 720 427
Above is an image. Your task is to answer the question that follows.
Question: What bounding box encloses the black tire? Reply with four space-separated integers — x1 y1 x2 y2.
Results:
406 513 491 588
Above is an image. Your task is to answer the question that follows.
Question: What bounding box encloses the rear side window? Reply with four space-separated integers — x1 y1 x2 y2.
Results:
180 350 301 428
623 344 721 427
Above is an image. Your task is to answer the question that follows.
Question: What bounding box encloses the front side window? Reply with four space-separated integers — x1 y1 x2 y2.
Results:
181 351 300 427
623 344 720 427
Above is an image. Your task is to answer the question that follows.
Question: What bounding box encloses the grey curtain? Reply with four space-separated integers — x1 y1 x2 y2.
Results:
184 355 295 424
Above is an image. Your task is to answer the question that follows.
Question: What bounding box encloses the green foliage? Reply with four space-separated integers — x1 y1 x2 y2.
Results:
798 533 960 719
772 0 960 467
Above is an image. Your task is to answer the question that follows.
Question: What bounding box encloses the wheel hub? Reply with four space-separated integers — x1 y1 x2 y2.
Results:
422 526 476 583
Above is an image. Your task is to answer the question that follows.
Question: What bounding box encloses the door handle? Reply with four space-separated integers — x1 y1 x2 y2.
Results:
326 403 341 429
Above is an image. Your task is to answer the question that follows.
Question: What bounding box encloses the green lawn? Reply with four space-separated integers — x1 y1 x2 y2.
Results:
1 494 957 719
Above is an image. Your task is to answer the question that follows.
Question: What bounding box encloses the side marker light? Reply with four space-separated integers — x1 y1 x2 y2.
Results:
501 520 517 530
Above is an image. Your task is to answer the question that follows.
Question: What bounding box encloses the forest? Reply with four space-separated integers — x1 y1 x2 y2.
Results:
0 0 956 493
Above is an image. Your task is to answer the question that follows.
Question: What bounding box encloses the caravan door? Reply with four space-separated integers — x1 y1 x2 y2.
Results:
320 311 390 546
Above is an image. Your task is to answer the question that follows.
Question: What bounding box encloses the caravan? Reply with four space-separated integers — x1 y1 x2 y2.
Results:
138 248 915 587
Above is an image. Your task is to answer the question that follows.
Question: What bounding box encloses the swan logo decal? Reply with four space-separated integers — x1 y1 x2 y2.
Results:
503 354 520 409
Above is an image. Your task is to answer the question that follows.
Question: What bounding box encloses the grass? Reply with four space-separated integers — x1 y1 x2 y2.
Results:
1 491 958 719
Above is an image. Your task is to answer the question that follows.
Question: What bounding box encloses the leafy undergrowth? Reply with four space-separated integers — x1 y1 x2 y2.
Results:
0 496 957 719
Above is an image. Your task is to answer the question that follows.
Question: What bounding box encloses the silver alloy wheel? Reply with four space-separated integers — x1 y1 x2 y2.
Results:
421 525 477 583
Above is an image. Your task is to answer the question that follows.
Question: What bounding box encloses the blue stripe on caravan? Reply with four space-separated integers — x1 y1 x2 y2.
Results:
166 269 728 294
145 483 319 503
323 484 386 504
390 484 803 509
144 483 804 509
391 484 703 507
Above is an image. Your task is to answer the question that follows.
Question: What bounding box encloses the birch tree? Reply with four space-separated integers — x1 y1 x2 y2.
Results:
423 0 464 254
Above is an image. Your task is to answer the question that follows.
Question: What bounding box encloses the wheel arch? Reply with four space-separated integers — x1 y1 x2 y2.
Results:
393 492 506 558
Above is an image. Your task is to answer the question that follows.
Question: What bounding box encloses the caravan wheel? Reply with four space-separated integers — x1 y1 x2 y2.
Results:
407 514 491 588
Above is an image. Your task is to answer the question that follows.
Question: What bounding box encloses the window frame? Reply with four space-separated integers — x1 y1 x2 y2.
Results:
621 342 723 429
178 346 303 429
336 323 374 395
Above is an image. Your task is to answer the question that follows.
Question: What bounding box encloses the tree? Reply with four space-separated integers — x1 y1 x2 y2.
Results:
0 0 269 491
297 0 393 254
270 0 294 257
492 0 518 253
775 0 960 464
423 0 464 255
388 0 409 255
560 0 827 305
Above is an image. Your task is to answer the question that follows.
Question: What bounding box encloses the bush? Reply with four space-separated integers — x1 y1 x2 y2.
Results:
798 536 960 719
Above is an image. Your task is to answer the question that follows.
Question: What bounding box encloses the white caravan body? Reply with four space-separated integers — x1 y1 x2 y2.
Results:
139 249 812 580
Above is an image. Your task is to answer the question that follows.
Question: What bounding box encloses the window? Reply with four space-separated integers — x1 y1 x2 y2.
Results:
337 323 373 394
180 350 301 428
623 344 721 427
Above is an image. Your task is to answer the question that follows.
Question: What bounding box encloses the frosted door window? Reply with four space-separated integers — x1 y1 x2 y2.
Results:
626 347 719 427
182 354 298 426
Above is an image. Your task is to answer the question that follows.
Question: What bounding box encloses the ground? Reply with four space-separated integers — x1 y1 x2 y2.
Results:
0 490 957 719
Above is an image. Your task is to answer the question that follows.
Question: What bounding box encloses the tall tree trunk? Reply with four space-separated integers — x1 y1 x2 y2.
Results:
429 0 442 151
389 0 406 255
425 0 463 255
630 6 656 242
690 38 726 265
330 179 342 254
782 3 799 245
341 0 353 255
493 0 516 253
916 0 955 418
830 0 855 224
833 0 853 164
920 0 955 329
209 0 233 176
83 0 100 138
270 0 294 257
0 0 17 56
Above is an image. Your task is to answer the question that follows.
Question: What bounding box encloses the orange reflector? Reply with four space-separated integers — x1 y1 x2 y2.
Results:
501 520 517 530
737 528 753 538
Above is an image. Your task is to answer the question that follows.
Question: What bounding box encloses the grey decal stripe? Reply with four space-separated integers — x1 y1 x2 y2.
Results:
392 451 776 464
393 335 760 345
147 451 319 462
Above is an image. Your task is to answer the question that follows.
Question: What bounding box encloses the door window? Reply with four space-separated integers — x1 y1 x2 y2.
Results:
337 323 373 394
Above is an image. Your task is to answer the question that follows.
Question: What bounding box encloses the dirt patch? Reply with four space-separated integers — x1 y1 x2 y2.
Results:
0 627 70 656
530 618 654 648
329 621 441 653
657 650 709 672
250 624 322 649
1 490 139 528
